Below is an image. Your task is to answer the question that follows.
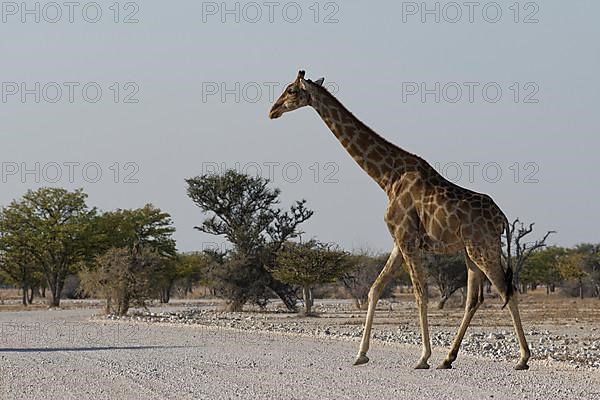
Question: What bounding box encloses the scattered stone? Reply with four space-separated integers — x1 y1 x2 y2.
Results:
101 307 600 371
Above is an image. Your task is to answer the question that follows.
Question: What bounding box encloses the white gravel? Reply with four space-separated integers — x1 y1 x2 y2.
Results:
1 308 600 400
108 306 600 370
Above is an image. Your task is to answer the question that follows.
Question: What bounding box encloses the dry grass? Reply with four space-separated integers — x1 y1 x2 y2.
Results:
0 289 105 312
0 288 20 301
1 287 599 328
332 289 600 330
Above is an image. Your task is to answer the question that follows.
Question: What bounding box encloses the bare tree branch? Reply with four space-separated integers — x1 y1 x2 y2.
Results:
504 218 556 292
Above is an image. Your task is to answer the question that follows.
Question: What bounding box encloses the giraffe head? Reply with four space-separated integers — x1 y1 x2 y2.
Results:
269 70 325 119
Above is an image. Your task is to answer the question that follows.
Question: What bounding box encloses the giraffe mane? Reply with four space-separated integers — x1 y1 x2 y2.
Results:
306 79 427 164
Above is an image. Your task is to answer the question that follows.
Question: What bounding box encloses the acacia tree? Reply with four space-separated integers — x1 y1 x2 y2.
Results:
96 204 177 257
82 204 178 308
504 219 555 293
173 252 212 297
521 246 566 294
340 250 400 310
186 170 313 311
271 241 350 314
425 253 467 309
558 252 588 299
572 244 600 299
0 250 44 305
553 244 600 299
208 250 274 310
81 246 166 315
0 188 98 307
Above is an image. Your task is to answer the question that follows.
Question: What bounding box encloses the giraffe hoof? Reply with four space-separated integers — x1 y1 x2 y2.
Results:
353 354 369 366
514 362 529 370
414 361 430 370
436 361 453 370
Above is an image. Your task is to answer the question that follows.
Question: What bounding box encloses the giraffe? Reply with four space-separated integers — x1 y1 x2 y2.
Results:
269 70 531 370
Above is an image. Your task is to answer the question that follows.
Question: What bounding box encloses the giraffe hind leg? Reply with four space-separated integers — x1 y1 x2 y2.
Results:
438 255 485 369
466 244 531 370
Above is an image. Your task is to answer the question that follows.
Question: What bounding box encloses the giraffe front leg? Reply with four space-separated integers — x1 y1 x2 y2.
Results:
354 246 400 366
414 291 431 369
402 250 432 369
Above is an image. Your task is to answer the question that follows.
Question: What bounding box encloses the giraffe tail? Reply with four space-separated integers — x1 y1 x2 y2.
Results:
502 218 514 309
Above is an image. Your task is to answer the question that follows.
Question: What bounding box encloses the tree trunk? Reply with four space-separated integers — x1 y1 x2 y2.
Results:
269 280 298 311
437 295 448 310
21 285 28 306
520 282 527 294
354 298 367 310
49 296 60 307
28 287 34 304
105 296 112 314
50 281 61 307
579 280 584 300
57 276 65 300
160 287 171 304
47 273 62 307
117 293 130 316
226 299 244 312
303 286 313 315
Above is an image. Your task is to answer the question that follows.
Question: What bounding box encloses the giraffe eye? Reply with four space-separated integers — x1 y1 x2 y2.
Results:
287 88 297 95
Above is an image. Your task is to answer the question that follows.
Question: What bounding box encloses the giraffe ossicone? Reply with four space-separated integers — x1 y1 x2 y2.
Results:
269 70 531 371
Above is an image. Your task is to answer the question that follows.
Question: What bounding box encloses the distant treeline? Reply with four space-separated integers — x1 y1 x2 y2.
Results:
0 171 597 315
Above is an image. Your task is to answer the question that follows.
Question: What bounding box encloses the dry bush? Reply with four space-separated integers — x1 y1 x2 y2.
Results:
80 247 165 315
340 251 404 310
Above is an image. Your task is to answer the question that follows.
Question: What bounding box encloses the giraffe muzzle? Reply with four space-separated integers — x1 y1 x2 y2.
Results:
269 108 282 119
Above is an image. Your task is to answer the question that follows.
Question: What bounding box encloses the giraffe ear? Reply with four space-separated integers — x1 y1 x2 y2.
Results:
314 78 325 86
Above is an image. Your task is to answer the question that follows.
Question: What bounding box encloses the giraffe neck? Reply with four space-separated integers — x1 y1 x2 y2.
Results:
308 85 423 193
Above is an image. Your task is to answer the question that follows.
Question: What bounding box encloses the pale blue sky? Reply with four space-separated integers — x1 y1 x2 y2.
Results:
1 0 598 252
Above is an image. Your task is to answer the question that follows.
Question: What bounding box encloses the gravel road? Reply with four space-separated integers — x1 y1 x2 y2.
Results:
1 308 599 400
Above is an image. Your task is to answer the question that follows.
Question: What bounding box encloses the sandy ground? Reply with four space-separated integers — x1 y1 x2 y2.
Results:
1 306 600 400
